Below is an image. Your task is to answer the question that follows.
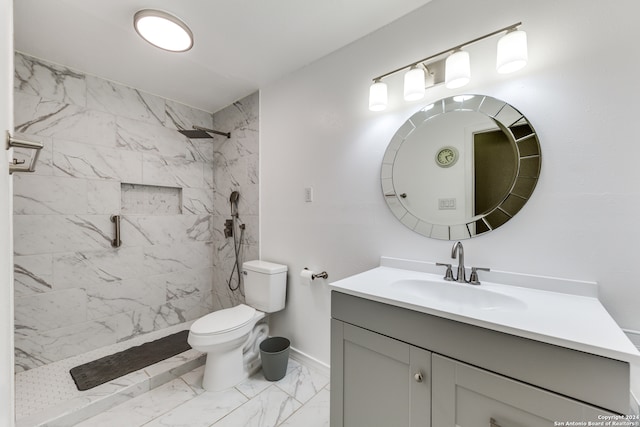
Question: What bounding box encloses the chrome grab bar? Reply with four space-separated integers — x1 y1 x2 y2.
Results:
6 131 44 174
110 215 122 248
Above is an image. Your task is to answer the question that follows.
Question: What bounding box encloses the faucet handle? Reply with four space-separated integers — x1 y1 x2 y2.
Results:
469 267 490 285
436 263 455 281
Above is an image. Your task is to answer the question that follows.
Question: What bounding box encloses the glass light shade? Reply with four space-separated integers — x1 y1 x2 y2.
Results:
453 95 474 102
445 50 470 89
134 10 194 52
496 29 528 74
403 67 425 101
369 81 388 111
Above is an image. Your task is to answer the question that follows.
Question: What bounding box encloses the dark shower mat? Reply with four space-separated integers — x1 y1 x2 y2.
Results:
70 330 191 391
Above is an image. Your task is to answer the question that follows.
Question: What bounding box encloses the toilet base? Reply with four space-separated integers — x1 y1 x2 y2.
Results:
202 345 245 391
200 322 269 391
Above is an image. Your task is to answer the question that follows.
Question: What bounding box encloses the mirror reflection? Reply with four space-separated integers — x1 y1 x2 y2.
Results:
381 95 541 240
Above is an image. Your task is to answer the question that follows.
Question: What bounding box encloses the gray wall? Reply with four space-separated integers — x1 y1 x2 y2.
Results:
12 53 258 371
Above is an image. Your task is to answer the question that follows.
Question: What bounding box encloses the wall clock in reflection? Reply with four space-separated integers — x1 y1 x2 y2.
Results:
381 94 541 240
435 146 459 168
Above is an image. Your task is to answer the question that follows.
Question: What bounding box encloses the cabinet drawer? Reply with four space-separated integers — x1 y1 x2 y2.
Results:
432 354 615 426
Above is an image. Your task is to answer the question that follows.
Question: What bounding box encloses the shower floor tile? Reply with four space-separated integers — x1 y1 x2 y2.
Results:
15 321 201 427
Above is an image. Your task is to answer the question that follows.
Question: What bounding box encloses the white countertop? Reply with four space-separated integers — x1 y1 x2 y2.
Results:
329 257 640 365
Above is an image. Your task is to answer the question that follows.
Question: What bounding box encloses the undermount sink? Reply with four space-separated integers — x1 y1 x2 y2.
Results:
390 279 527 311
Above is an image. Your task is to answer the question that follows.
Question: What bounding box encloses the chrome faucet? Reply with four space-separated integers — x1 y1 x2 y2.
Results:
451 241 466 283
436 241 490 284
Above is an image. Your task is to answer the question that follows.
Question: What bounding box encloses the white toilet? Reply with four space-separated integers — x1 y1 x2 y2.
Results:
188 260 287 391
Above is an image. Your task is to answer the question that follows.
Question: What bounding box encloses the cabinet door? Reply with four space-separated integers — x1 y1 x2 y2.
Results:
331 320 431 427
432 354 614 427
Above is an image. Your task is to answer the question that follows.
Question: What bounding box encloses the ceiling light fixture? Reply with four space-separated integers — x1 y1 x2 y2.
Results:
368 22 527 111
134 9 194 52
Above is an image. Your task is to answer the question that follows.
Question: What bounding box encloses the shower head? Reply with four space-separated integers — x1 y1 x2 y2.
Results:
230 191 240 204
178 129 213 138
178 125 231 139
230 191 240 216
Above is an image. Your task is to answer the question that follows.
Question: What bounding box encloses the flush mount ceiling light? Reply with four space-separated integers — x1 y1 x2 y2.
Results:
134 9 194 52
368 22 527 111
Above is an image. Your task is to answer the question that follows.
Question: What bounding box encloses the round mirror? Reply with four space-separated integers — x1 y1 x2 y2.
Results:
381 94 541 240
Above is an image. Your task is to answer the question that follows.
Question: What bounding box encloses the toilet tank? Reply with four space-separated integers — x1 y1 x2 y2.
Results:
242 260 288 313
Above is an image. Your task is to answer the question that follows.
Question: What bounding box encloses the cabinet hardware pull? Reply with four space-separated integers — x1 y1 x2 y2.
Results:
414 371 423 382
490 418 501 427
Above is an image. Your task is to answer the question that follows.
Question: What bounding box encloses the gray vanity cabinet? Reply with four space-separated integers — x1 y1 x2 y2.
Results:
432 355 608 426
331 291 627 426
331 320 431 427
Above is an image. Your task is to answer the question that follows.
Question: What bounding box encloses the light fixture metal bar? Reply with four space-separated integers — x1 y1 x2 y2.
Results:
372 22 522 82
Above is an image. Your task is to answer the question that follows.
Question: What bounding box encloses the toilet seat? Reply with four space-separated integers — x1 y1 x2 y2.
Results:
190 304 256 336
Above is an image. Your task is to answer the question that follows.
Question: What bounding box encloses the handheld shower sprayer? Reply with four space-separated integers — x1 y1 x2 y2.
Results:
230 191 240 215
226 190 245 294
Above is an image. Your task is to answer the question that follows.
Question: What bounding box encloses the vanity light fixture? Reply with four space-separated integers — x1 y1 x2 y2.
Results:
496 29 528 73
403 65 426 101
368 22 527 111
368 79 388 111
134 9 194 52
444 49 470 89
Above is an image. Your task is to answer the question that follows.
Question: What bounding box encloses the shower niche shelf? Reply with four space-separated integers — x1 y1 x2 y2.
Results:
121 183 182 215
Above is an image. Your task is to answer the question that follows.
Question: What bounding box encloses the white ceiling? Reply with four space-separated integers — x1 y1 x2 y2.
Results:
13 0 432 113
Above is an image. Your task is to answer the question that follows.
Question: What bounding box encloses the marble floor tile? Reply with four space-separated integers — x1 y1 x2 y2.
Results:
74 378 196 427
235 358 302 399
179 365 205 395
211 385 301 427
280 388 330 427
144 387 247 427
274 360 330 404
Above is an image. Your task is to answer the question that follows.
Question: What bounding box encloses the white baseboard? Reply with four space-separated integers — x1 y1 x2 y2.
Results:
289 346 330 378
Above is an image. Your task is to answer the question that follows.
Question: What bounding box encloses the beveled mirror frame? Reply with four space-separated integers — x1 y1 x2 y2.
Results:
381 94 541 240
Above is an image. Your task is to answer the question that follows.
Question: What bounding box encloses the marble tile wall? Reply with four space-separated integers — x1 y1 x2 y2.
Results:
210 92 259 310
12 52 260 372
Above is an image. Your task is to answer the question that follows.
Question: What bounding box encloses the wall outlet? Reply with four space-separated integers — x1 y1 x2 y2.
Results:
304 186 314 203
438 198 456 210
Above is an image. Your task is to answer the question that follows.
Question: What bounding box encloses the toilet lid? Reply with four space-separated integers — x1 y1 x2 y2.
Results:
190 304 256 335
